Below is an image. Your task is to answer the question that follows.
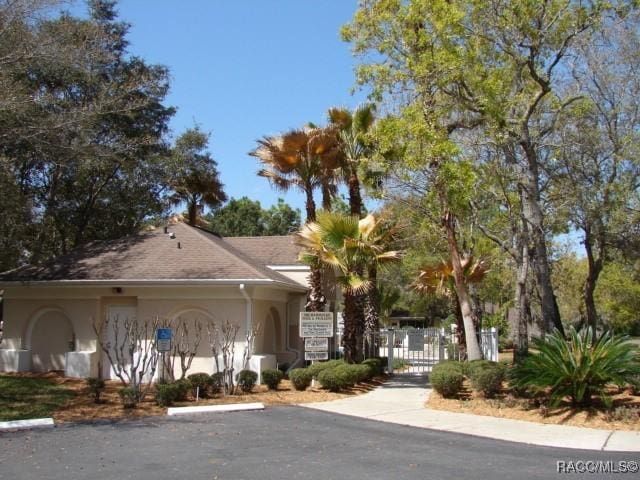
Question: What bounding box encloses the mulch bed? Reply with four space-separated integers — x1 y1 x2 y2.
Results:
427 380 640 431
1 372 384 424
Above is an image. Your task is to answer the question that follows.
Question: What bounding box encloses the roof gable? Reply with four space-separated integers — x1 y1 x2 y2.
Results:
222 236 303 266
0 223 303 289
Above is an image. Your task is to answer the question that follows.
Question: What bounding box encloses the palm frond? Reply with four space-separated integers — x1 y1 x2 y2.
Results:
328 107 353 130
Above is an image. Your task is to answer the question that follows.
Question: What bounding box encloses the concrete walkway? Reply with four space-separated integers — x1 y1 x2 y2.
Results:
301 374 640 452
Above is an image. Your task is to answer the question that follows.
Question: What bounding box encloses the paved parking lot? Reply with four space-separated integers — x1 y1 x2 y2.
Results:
1 406 637 480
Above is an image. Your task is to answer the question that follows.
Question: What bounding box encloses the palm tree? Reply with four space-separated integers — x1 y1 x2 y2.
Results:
327 104 376 217
170 128 227 226
329 105 388 340
413 255 488 358
250 127 343 311
170 170 227 226
378 284 401 327
295 212 402 362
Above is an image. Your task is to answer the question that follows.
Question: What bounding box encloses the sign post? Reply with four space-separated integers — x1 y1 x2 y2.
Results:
300 312 333 385
156 327 172 382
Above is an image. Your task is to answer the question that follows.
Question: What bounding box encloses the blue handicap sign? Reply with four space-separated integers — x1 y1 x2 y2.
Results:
156 328 172 341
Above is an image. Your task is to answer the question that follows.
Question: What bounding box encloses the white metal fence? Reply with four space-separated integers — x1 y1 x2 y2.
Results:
361 326 500 374
480 327 499 362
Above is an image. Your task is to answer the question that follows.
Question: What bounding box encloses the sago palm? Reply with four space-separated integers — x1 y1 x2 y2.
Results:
511 327 640 407
295 211 402 362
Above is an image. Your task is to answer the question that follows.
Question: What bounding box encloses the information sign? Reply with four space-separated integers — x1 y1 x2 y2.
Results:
305 337 329 352
299 312 333 337
156 327 172 352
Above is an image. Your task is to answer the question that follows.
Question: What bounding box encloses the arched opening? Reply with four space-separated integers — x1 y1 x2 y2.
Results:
167 308 216 378
255 307 283 355
28 310 74 373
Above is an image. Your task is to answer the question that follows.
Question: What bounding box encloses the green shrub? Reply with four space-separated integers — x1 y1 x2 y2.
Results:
339 364 360 387
277 363 290 376
362 358 383 376
430 362 464 398
155 383 180 407
469 364 505 398
237 370 258 393
392 358 408 370
288 368 313 391
464 359 494 378
210 372 225 394
352 364 373 382
118 387 140 408
187 373 213 397
307 360 345 378
86 377 105 403
511 327 640 407
317 368 348 392
173 378 192 401
261 369 284 390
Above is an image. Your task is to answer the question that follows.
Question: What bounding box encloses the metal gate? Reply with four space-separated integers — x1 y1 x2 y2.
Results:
364 328 447 374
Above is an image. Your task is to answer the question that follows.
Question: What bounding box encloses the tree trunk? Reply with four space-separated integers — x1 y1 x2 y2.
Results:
363 264 380 358
441 208 482 360
518 142 564 336
303 186 325 312
582 226 603 332
305 262 325 312
512 235 531 363
305 186 316 222
348 169 363 217
343 289 364 363
321 182 333 212
187 201 197 226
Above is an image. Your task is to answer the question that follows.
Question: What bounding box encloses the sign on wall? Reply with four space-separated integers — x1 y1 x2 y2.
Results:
305 337 329 352
156 327 172 352
299 312 333 337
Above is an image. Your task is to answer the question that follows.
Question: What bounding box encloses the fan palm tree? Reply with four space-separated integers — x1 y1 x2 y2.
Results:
327 104 376 217
295 211 402 362
413 255 488 357
250 126 343 311
170 128 227 226
329 105 389 342
250 127 342 222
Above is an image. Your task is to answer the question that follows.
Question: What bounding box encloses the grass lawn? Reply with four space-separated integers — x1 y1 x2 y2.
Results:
0 375 76 421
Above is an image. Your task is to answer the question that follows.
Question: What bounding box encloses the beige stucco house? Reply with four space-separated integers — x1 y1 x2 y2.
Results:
0 221 312 380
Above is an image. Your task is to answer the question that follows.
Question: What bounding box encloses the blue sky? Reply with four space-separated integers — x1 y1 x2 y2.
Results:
74 0 366 215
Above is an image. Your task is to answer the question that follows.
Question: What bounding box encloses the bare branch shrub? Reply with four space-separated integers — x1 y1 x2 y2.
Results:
206 320 221 374
93 315 160 405
241 320 262 371
160 317 203 381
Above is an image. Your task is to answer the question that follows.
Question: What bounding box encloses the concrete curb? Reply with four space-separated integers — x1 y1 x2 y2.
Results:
167 402 265 416
0 418 55 431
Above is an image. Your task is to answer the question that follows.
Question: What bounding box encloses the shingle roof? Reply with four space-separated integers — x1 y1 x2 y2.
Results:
0 223 304 289
223 236 303 266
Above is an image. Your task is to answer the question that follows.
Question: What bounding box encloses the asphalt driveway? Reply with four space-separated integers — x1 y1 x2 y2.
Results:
0 406 637 480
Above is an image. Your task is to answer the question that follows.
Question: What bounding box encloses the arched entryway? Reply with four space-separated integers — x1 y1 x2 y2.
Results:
26 308 75 373
255 307 283 355
167 307 217 377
